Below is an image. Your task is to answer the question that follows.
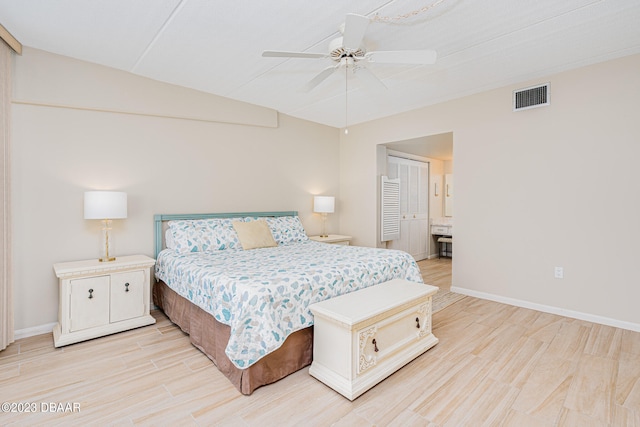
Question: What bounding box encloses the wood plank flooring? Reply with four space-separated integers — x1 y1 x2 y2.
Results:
418 257 452 292
2 258 640 426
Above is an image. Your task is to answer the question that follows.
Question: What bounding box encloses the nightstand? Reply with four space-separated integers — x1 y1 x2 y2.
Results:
53 254 156 347
309 234 353 245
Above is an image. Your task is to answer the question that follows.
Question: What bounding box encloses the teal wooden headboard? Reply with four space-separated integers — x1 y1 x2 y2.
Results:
153 211 298 258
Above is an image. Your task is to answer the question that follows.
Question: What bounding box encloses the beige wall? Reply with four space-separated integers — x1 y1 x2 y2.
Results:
443 160 453 174
429 159 444 257
11 48 340 331
11 47 640 333
340 53 640 328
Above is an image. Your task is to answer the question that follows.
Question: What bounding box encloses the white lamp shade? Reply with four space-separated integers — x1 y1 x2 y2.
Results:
84 191 128 219
314 196 335 214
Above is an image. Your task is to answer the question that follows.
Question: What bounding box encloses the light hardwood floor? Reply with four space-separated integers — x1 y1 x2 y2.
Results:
2 259 640 426
418 257 452 292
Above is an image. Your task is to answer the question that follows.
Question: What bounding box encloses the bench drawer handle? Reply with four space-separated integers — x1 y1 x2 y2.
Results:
372 339 379 352
88 289 94 299
416 317 420 329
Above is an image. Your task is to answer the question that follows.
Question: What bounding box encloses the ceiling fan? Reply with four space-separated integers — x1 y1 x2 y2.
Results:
262 13 437 92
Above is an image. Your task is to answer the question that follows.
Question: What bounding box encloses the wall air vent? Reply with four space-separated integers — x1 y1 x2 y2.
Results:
513 83 550 111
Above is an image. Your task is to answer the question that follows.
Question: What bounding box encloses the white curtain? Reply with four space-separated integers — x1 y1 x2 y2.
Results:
0 39 13 351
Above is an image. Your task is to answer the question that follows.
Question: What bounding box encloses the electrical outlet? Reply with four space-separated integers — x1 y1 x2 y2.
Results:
554 267 564 279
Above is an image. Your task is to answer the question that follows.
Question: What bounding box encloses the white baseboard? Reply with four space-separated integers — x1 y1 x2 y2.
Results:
451 286 640 333
14 322 56 340
14 308 162 342
18 289 640 340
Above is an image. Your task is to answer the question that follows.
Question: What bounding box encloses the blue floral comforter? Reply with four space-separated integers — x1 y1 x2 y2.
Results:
155 240 422 368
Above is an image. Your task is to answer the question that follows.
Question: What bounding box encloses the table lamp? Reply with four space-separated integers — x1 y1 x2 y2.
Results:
84 191 127 262
314 196 335 238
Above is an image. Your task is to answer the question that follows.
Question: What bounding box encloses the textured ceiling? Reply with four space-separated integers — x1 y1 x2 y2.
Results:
1 0 639 128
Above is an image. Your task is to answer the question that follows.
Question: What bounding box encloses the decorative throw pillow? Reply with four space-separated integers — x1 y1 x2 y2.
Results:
232 219 278 250
266 216 309 245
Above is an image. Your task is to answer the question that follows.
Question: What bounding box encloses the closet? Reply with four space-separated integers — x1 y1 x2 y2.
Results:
386 155 429 260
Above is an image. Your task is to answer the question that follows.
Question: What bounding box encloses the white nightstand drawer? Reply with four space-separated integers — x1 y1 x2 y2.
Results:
110 270 145 323
70 276 110 332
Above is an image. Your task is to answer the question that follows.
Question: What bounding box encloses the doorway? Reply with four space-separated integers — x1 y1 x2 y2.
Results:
377 131 453 275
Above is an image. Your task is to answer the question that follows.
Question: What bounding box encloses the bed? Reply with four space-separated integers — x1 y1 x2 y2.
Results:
152 211 423 395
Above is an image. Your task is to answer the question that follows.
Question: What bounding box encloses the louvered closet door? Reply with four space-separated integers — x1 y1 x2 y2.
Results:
381 176 401 242
387 156 429 260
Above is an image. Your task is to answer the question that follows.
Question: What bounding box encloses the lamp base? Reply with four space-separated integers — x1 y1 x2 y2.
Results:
99 219 117 263
320 213 329 239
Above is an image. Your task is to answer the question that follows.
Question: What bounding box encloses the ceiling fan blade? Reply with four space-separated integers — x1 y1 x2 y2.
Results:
262 50 328 59
342 13 370 51
354 66 387 90
365 50 438 65
302 64 340 92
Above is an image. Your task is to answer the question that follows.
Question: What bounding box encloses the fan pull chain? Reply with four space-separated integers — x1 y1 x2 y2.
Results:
344 61 349 135
371 0 448 23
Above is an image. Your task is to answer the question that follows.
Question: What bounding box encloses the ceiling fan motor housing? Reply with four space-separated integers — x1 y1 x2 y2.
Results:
329 37 365 61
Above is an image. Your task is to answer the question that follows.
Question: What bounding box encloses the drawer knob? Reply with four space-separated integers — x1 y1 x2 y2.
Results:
88 289 94 299
372 339 379 353
125 283 130 292
415 317 420 329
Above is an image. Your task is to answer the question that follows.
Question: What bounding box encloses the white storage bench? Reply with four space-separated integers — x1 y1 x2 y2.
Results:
308 279 439 400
